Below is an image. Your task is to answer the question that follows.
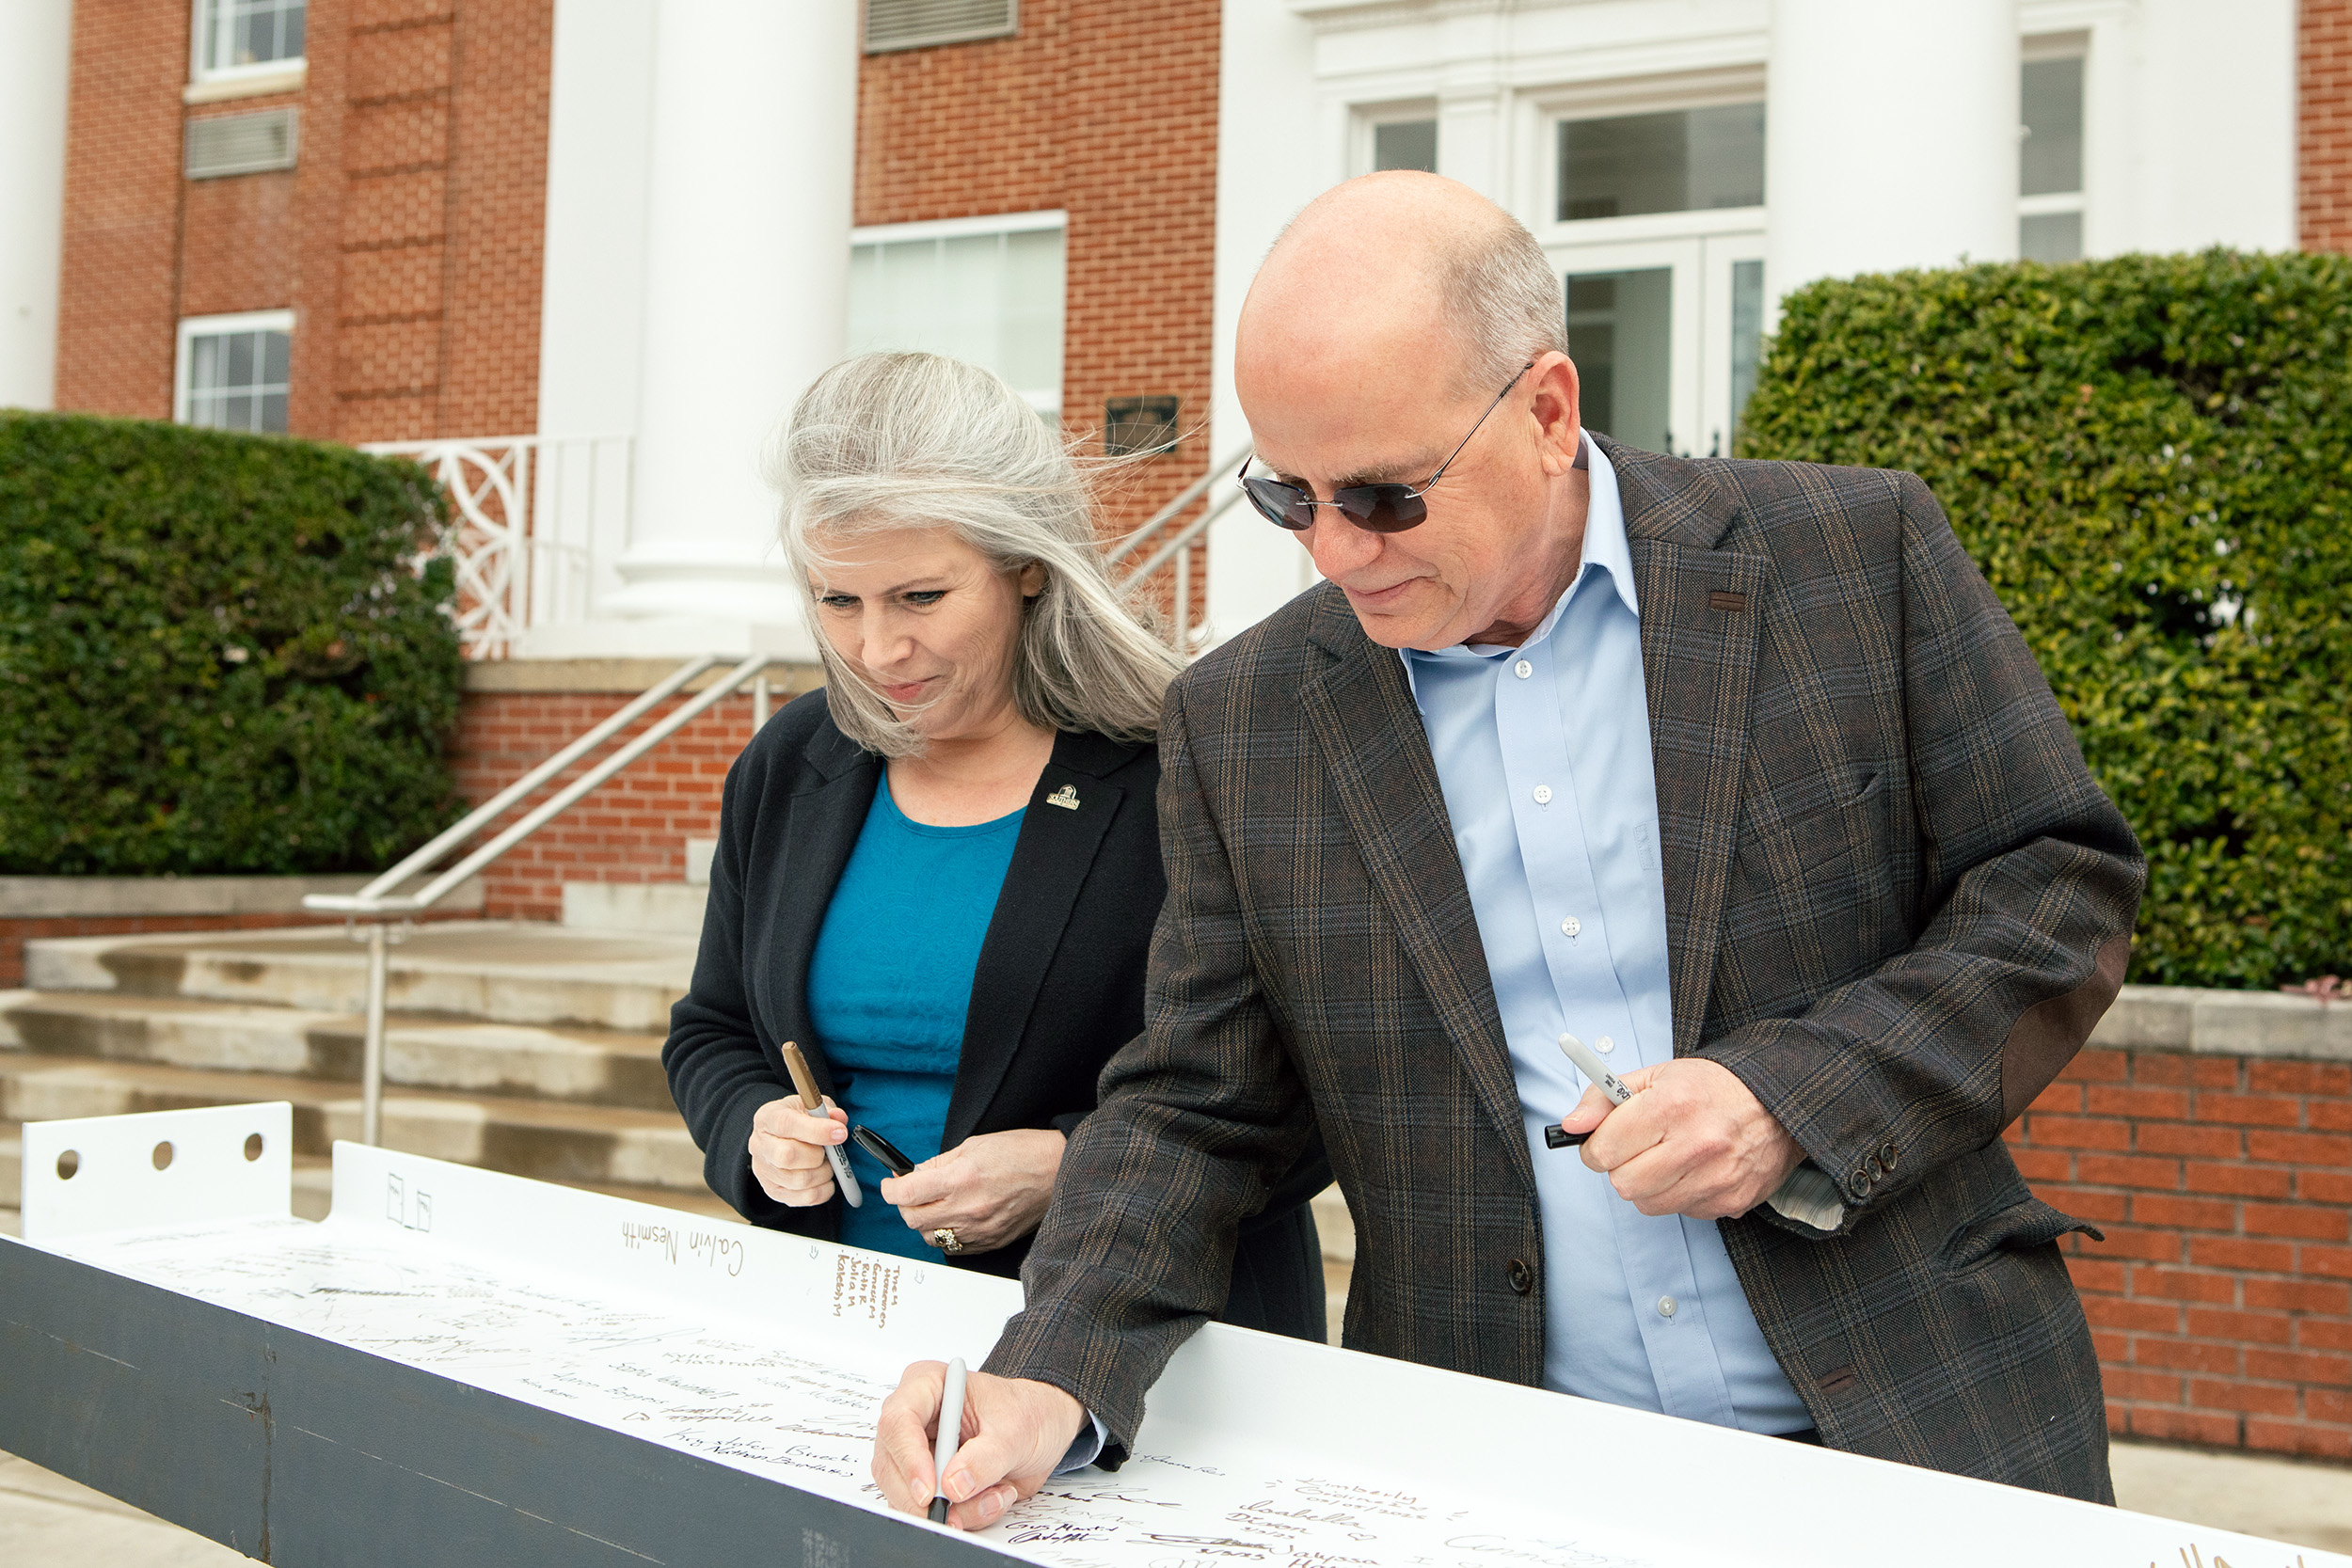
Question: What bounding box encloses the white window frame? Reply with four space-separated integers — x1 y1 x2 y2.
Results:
188 0 309 95
2020 32 2090 255
847 211 1068 417
175 309 294 430
1351 100 1440 179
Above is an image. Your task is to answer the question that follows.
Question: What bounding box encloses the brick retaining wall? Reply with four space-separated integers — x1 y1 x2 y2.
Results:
2021 995 2352 1459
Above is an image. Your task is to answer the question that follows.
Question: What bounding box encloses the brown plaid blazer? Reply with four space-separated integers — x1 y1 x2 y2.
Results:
985 438 2145 1501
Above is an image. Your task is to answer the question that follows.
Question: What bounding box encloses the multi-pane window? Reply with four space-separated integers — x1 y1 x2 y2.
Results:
177 312 293 435
2020 50 2087 262
1557 103 1766 222
847 216 1066 417
195 0 307 78
1373 119 1438 175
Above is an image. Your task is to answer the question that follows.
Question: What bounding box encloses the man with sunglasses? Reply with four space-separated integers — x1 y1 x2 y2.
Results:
872 171 2143 1528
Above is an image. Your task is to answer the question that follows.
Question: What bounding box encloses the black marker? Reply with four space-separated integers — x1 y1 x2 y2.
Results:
852 1125 916 1179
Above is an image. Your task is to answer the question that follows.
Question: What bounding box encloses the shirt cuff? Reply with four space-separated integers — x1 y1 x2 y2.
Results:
1052 1411 1109 1476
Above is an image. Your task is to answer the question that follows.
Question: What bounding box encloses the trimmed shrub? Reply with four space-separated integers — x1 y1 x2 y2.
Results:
1740 249 2352 989
0 412 465 876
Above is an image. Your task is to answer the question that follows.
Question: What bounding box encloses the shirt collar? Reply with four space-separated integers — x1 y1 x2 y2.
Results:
1402 433 1641 673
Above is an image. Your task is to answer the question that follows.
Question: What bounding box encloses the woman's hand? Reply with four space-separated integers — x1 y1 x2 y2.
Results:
882 1128 1067 1254
748 1096 849 1207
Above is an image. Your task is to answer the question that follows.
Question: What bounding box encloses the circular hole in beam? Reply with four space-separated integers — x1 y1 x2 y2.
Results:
152 1140 174 1172
56 1149 79 1180
245 1132 265 1163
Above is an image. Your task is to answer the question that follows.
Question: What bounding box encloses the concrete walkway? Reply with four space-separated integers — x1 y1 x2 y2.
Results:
0 1449 249 1565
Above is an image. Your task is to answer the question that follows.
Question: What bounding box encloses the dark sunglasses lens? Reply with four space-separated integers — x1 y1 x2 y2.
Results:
1335 485 1426 534
1244 477 1313 531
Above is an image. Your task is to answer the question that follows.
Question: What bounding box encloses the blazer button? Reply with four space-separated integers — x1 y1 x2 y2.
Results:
1880 1141 1899 1169
1505 1259 1534 1294
1849 1166 1873 1199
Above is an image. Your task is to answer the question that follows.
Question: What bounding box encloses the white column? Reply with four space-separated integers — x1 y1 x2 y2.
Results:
1766 0 2019 296
0 0 72 411
2124 0 2295 254
1205 0 1326 645
596 0 856 657
529 0 656 639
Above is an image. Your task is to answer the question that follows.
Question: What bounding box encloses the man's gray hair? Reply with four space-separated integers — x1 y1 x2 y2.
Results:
1439 214 1569 394
770 352 1184 758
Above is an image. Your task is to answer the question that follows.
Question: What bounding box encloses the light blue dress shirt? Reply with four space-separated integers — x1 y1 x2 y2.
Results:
1400 437 1808 1433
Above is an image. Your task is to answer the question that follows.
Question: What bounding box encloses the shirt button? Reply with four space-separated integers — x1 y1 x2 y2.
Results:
1513 659 1533 679
1594 1036 1615 1055
1506 1259 1534 1294
1656 1295 1678 1319
1533 784 1553 805
1560 916 1581 938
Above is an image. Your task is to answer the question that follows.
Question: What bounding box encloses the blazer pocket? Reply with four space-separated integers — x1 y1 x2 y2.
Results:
1945 1194 2105 1273
1739 768 1885 879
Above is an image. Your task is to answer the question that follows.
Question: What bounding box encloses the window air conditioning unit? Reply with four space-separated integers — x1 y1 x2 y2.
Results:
866 0 1017 54
185 109 299 180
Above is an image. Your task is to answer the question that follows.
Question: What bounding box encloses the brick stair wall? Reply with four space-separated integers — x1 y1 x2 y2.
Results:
2016 1037 2352 1459
454 668 822 921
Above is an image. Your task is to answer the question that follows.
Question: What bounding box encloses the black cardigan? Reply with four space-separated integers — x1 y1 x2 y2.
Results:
662 690 1327 1337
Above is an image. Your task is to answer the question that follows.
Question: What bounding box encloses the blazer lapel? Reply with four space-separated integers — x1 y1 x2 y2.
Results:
944 732 1132 1148
763 721 880 1099
1611 440 1772 1055
1298 595 1533 1195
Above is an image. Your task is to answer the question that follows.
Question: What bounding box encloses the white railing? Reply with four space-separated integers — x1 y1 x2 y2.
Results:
1108 444 1251 654
366 433 1251 658
359 435 633 660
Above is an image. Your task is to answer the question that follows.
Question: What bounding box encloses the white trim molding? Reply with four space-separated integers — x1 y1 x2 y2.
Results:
848 208 1067 246
183 62 306 103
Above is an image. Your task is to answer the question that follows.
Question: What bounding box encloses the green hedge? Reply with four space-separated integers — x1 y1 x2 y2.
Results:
0 413 466 877
1741 249 2352 990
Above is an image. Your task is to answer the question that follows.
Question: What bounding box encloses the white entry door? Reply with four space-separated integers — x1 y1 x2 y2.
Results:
1548 230 1767 460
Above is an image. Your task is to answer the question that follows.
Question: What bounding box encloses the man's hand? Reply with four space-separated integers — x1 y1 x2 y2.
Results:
1558 1057 1804 1219
882 1129 1065 1254
872 1364 1085 1531
747 1095 847 1207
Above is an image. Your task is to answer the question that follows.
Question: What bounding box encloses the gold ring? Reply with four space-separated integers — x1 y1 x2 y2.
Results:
932 1227 962 1254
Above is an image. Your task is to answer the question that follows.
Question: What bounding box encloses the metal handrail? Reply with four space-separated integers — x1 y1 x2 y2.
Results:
1103 443 1251 566
303 651 782 1145
1120 482 1248 589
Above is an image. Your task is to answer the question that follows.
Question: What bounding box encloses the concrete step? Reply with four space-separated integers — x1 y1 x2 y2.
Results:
0 990 675 1112
25 922 695 1032
562 881 707 941
0 1058 705 1191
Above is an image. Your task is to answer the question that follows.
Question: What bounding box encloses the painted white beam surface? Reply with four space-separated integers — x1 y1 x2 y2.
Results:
1766 0 2020 293
0 0 72 411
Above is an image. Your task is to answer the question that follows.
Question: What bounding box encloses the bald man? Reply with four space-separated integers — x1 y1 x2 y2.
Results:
873 172 2142 1526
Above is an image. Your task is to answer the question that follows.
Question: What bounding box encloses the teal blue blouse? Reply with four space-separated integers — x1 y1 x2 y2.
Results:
805 780 1023 1259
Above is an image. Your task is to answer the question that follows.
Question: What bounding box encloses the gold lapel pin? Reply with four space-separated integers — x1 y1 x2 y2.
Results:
1046 784 1080 811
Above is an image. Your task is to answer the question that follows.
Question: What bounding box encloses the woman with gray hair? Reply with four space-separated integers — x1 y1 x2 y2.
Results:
662 353 1327 1338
